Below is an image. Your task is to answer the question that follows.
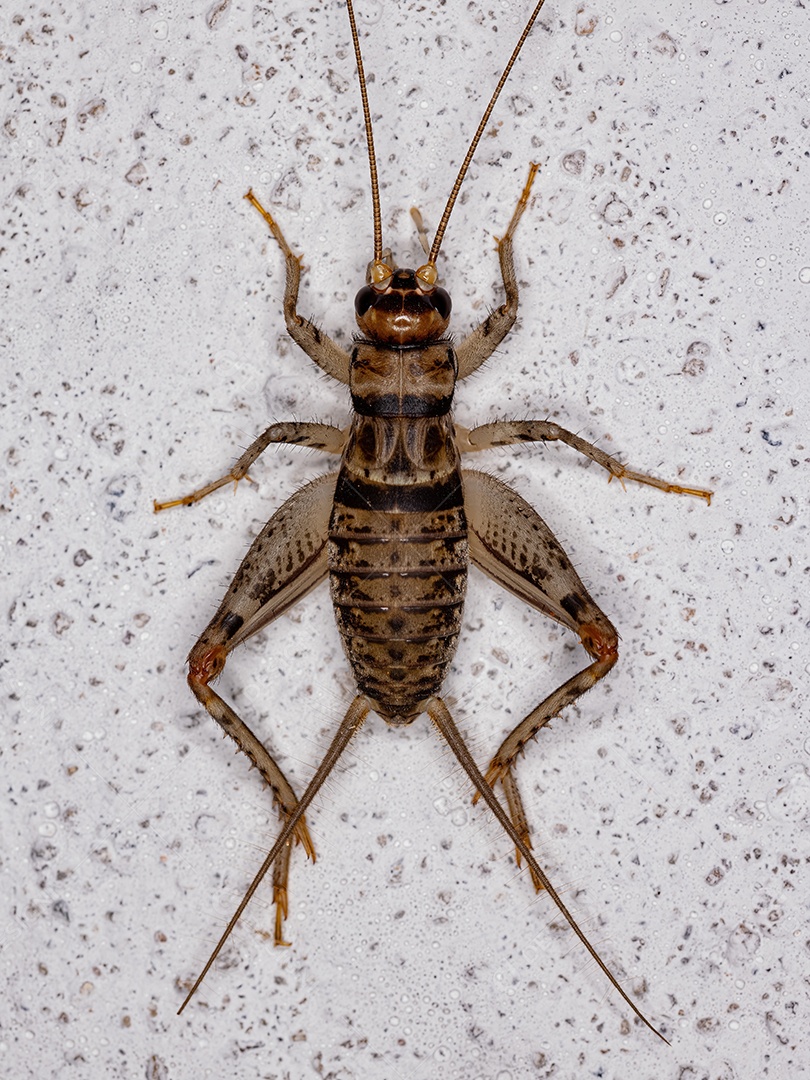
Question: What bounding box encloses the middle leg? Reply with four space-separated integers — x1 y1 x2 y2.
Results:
458 419 713 503
154 421 347 511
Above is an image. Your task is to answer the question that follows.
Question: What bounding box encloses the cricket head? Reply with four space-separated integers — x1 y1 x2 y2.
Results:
354 258 451 346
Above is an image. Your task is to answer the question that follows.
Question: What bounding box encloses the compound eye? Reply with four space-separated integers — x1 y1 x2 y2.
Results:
432 286 452 321
355 284 376 317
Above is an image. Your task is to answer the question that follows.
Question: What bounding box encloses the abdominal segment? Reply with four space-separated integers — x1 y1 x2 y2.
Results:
328 416 467 722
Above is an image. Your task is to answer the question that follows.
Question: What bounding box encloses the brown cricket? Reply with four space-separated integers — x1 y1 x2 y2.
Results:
156 0 712 1035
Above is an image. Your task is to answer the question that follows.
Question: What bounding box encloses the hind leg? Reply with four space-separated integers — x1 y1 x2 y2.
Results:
186 473 337 941
462 469 618 888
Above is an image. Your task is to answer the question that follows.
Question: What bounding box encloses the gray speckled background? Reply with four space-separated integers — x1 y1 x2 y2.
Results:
1 0 807 1077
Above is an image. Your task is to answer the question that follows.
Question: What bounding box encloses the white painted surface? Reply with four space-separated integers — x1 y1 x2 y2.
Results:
2 0 806 1076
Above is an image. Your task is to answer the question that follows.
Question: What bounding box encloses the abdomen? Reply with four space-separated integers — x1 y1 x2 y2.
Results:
327 416 467 723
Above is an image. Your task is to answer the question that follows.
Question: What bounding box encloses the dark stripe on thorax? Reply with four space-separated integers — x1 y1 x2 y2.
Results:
350 392 453 418
334 471 463 514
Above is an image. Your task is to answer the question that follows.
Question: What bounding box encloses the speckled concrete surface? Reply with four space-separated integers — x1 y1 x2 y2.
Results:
1 1 807 1077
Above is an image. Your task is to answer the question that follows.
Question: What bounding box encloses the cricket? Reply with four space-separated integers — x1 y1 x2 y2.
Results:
156 0 712 1036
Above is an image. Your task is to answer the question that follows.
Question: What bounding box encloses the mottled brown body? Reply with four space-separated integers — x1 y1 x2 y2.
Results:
329 282 468 721
330 409 466 722
157 0 712 1031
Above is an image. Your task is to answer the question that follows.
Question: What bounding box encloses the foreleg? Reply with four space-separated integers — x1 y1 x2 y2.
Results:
245 189 352 384
455 163 539 380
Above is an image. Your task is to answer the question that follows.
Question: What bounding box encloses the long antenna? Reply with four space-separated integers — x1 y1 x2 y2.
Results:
345 0 383 262
346 0 546 271
428 0 548 266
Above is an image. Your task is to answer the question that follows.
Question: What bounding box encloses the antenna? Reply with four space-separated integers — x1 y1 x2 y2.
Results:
344 0 548 272
429 0 548 266
345 0 384 263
